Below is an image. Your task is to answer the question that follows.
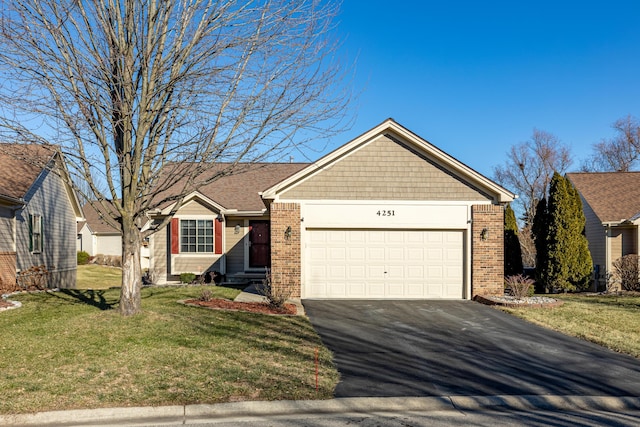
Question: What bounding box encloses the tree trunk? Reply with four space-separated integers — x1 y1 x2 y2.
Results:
120 221 142 316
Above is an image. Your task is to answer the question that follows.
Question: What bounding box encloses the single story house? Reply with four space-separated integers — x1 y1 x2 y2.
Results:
77 202 122 257
0 144 83 289
148 119 515 299
77 201 150 269
567 172 640 290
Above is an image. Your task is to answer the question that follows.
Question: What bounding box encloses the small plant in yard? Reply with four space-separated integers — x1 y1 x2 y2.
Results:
256 268 292 309
504 274 535 299
180 272 196 284
77 251 90 265
198 289 213 302
613 254 640 291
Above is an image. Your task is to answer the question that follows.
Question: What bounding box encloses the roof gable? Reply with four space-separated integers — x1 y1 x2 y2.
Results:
82 201 121 234
567 172 640 224
262 119 515 203
0 144 56 201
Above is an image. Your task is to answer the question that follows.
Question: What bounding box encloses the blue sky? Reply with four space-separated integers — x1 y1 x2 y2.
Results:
313 1 640 178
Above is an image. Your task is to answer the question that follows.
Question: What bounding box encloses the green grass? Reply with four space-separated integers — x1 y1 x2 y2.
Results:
500 293 640 358
0 285 338 414
76 264 122 289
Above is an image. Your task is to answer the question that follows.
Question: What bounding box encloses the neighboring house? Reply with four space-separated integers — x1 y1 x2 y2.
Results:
148 119 515 299
78 201 150 269
567 172 640 290
0 144 83 289
78 202 122 257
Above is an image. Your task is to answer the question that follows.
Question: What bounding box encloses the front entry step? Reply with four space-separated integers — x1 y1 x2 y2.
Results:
221 271 267 286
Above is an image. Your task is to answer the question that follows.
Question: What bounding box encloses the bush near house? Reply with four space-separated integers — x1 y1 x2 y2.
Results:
613 254 640 291
180 272 196 284
504 274 535 299
77 251 90 265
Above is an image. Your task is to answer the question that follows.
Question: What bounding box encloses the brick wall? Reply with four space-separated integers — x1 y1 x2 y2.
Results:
471 205 504 297
0 251 17 291
270 203 301 298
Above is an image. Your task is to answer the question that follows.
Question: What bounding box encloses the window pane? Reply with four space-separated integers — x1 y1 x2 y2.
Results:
180 218 215 253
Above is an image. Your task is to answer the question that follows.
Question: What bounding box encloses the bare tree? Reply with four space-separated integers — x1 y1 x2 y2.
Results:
493 129 572 227
518 226 536 268
0 0 352 315
581 115 640 172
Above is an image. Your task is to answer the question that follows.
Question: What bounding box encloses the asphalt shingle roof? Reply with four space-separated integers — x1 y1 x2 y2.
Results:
154 162 309 211
0 144 56 200
567 172 640 224
82 201 121 233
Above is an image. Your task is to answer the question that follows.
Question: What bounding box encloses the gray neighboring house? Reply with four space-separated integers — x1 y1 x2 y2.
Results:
0 144 83 289
567 172 640 290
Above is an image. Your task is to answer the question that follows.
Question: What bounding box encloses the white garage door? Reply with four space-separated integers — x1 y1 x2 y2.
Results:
305 229 464 299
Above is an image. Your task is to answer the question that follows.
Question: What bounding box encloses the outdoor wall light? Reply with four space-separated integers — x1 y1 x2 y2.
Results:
480 228 489 241
234 224 241 234
284 225 292 240
216 213 224 222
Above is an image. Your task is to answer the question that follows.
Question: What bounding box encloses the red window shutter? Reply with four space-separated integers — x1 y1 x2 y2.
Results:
214 219 223 254
171 218 179 254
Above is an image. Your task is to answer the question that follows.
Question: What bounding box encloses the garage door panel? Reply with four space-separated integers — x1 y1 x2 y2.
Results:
368 247 386 261
349 265 366 279
306 229 463 299
407 265 425 278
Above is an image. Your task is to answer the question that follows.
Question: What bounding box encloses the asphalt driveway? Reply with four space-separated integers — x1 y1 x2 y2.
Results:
303 300 640 397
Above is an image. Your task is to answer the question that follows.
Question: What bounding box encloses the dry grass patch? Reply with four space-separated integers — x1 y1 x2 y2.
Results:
76 264 122 289
0 286 338 414
500 293 640 358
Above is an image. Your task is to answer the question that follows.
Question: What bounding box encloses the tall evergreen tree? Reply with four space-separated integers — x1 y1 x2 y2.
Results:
504 204 523 276
532 197 549 290
543 173 593 291
567 181 593 289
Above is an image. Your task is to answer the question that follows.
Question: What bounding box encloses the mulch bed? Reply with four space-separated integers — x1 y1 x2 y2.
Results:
0 300 13 309
183 298 297 315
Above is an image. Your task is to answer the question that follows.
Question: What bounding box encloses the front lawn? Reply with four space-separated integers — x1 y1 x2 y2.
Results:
0 286 338 414
499 293 640 358
76 264 122 289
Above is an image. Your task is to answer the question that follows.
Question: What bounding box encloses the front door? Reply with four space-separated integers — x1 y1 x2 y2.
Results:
249 220 270 268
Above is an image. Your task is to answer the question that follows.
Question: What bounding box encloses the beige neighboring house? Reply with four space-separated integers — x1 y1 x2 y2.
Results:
148 119 515 299
567 172 640 290
78 201 150 269
0 144 83 289
78 202 122 257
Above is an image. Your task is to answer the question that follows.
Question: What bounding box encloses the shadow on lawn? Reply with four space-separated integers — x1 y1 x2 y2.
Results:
58 289 117 310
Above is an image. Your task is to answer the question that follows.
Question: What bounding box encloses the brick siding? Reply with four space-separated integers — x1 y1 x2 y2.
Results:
471 204 504 297
269 203 301 298
0 251 16 290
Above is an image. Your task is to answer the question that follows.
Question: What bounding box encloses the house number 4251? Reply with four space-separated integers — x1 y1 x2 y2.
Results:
376 210 395 217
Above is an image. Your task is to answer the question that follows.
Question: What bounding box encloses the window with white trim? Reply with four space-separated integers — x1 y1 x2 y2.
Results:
180 219 213 253
29 214 43 253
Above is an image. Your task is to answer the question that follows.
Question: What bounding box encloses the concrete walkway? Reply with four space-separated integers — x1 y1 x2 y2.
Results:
2 395 640 426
